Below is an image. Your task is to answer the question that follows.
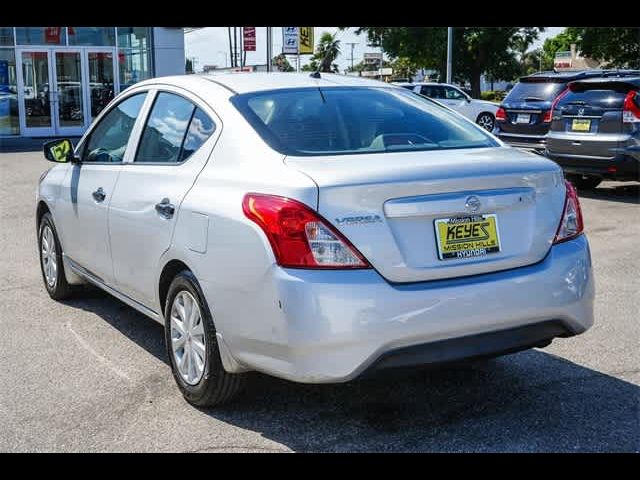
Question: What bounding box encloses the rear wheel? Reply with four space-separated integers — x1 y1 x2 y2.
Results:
566 174 601 191
476 112 495 132
164 270 246 407
38 212 73 300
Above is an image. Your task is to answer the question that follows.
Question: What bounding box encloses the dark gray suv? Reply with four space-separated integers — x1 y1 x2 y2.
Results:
545 77 640 189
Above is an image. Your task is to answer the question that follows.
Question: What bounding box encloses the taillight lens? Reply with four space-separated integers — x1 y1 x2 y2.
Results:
495 107 506 121
553 180 584 244
623 90 640 123
242 193 371 269
544 87 570 123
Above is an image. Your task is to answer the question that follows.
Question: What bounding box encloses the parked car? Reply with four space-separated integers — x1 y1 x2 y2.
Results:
493 70 640 153
394 82 499 131
545 76 640 189
37 73 594 407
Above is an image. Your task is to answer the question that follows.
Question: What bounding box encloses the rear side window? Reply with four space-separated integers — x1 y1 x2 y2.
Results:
135 92 214 163
232 87 497 157
505 81 565 102
420 85 444 99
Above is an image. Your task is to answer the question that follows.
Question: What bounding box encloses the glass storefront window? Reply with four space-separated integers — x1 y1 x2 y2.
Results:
16 27 67 45
0 48 19 135
0 28 14 46
117 27 150 50
118 48 153 91
68 27 115 46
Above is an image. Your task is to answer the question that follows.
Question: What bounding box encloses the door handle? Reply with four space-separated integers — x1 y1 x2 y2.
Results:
92 187 106 202
155 198 175 219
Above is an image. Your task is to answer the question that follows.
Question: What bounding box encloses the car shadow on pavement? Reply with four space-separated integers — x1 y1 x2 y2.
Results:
63 287 639 452
62 285 169 365
578 183 639 204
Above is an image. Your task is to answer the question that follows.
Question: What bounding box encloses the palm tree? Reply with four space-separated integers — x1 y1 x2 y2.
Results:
314 32 341 73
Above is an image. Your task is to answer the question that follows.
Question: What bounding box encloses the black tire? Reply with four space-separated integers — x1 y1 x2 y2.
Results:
38 212 73 300
476 112 495 132
164 270 246 407
566 174 602 191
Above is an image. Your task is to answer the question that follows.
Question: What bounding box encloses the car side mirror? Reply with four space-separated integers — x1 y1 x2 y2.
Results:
466 95 472 103
43 138 79 164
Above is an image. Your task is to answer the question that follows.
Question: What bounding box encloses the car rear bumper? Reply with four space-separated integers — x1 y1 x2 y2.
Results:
209 235 594 383
495 132 547 152
547 151 639 181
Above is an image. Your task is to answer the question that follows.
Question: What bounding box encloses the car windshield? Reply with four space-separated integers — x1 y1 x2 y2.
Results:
505 81 566 102
231 86 498 157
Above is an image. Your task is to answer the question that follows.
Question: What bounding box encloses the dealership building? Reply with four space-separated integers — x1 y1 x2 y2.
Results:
0 27 185 139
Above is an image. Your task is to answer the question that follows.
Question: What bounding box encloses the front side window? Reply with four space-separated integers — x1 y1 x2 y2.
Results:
444 86 466 100
83 93 146 163
135 92 214 163
232 87 497 157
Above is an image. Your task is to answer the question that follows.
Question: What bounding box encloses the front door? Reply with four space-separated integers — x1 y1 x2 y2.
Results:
16 48 117 137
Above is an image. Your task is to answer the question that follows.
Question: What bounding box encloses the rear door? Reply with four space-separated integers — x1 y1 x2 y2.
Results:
548 82 630 159
108 87 219 308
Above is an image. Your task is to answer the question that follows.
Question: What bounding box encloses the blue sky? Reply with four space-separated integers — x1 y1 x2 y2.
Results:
185 27 566 73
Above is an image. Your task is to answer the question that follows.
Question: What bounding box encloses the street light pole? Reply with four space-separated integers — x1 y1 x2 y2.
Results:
346 42 357 71
446 27 453 84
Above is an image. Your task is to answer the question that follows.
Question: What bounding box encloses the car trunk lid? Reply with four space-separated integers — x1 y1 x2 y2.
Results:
285 147 566 283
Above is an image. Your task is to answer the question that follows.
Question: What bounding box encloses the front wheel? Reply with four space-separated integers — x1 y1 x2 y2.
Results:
566 174 602 191
476 112 495 132
164 270 246 407
38 212 73 300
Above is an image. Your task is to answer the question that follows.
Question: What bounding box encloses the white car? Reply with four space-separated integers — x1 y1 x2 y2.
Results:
37 73 594 407
395 82 499 131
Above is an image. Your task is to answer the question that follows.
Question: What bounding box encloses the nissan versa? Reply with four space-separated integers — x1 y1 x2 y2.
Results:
36 73 595 406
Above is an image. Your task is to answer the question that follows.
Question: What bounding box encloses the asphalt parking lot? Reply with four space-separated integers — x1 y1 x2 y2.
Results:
0 151 638 452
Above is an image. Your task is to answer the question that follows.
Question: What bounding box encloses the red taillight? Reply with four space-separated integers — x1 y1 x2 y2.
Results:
495 107 506 121
553 180 584 245
544 87 570 123
242 193 371 269
623 90 640 123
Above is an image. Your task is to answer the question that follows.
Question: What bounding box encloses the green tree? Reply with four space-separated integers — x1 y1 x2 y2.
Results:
390 57 420 80
272 54 294 72
313 32 342 73
185 57 194 74
346 27 544 98
541 28 581 71
577 27 640 68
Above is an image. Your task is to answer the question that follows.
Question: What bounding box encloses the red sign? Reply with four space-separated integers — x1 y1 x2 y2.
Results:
243 27 256 51
45 27 61 44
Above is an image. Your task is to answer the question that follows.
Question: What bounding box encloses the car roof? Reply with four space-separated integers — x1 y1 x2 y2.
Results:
569 76 640 88
194 72 393 94
521 69 640 82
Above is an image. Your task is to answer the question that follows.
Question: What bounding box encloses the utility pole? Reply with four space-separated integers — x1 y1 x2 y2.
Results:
446 27 453 84
346 42 357 71
227 27 233 68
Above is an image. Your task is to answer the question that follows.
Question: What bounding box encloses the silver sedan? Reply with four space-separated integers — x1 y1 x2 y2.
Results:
36 72 595 407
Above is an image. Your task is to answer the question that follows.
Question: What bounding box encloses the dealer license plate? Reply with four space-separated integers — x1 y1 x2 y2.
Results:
434 214 501 261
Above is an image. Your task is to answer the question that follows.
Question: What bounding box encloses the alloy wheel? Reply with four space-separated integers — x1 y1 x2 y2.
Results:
170 291 206 385
41 225 57 287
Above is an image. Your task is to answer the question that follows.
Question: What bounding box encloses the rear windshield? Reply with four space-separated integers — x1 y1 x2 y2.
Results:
560 88 629 109
505 81 566 102
231 87 498 157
